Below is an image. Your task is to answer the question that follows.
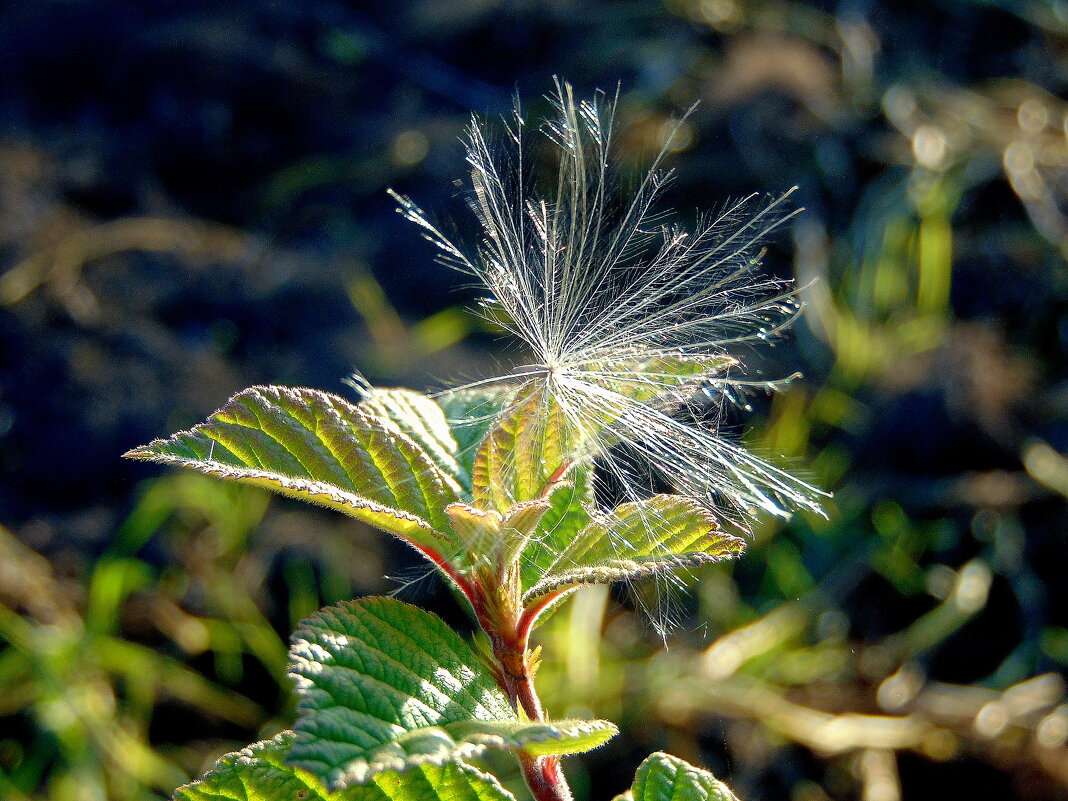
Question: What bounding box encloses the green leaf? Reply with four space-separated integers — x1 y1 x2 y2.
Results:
444 503 504 557
630 752 740 801
584 352 732 406
523 495 744 604
519 472 594 591
485 719 617 757
445 498 554 567
173 730 517 801
358 388 467 493
435 386 516 489
472 383 576 511
124 385 463 552
288 597 616 789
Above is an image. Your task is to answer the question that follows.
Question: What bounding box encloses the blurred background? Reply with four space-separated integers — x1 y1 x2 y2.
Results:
2 1 1068 799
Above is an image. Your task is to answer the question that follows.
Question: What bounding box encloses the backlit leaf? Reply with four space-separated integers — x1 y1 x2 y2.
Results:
584 352 733 406
124 385 463 553
472 383 575 511
358 388 467 493
519 473 594 591
435 385 517 489
524 495 744 604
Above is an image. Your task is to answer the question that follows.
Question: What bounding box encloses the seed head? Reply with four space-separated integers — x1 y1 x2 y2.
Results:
390 79 828 530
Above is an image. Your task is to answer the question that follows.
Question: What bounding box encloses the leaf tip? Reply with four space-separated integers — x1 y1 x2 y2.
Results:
122 445 156 460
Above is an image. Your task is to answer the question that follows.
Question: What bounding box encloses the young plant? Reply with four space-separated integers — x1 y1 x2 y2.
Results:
125 81 826 801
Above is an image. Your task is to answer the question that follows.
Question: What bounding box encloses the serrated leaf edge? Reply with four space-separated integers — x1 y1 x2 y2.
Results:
522 496 744 604
523 551 731 605
312 718 617 790
632 752 740 801
173 729 523 801
124 385 463 547
126 450 448 539
172 730 327 801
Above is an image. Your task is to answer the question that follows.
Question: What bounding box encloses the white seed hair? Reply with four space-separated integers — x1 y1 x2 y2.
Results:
390 78 828 533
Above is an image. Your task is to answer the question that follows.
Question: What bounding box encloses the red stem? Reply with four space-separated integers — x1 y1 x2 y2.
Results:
477 605 572 801
416 533 573 801
542 460 573 491
519 753 573 801
501 644 572 801
516 589 568 643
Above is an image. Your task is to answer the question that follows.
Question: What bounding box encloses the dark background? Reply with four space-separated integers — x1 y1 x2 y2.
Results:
2 1 1068 800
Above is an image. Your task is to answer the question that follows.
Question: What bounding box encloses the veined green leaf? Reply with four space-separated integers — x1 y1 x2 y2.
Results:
445 498 553 567
444 503 504 557
519 473 593 591
173 730 517 801
523 495 744 604
472 383 575 511
435 385 516 489
478 719 617 757
288 597 616 790
630 752 740 801
358 388 467 492
584 352 734 406
124 386 463 552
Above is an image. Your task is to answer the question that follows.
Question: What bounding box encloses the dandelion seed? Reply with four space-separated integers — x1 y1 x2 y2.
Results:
390 78 828 534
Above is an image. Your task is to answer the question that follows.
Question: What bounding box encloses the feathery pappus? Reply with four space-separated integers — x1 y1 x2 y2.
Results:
390 78 829 533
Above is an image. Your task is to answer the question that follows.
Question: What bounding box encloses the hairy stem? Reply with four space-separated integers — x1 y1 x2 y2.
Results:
517 589 568 640
474 588 573 801
500 639 572 801
413 543 478 606
519 752 573 801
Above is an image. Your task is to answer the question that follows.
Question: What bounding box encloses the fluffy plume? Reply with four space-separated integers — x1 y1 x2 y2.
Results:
390 79 828 531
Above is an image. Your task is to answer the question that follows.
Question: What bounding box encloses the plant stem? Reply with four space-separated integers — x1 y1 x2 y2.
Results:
506 653 573 801
413 543 478 605
519 752 573 801
476 592 573 801
510 659 572 801
517 590 567 640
